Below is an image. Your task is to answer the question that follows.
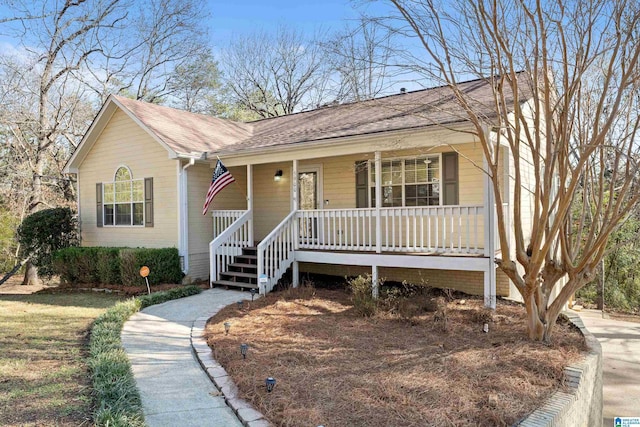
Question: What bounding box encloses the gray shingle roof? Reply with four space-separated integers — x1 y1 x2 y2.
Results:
113 75 532 156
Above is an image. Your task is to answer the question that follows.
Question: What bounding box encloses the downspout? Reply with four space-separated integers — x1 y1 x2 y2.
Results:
179 158 196 275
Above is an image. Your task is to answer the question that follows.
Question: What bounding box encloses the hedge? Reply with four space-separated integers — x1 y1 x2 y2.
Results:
90 285 202 426
53 247 183 286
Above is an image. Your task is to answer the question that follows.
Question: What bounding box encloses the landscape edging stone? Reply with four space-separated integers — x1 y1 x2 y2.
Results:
515 311 603 427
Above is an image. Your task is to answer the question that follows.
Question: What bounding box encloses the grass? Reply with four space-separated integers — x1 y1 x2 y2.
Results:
0 291 122 426
205 286 587 427
89 285 202 427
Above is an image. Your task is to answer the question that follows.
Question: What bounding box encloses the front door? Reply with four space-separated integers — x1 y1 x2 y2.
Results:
298 167 321 241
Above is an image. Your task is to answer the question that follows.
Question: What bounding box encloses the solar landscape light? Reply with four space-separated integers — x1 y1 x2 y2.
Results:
224 321 231 335
250 288 257 301
265 377 276 392
237 300 244 309
240 343 248 359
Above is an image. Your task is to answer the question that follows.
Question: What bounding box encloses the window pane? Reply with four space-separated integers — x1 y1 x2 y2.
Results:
383 185 402 207
391 160 402 184
104 204 114 225
417 161 428 182
115 204 132 225
133 203 144 225
381 161 392 185
132 180 144 202
405 160 416 184
115 167 131 181
428 157 440 181
104 183 115 203
370 162 376 185
115 181 131 203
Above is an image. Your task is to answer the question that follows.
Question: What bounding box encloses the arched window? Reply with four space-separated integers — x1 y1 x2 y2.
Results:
102 166 145 226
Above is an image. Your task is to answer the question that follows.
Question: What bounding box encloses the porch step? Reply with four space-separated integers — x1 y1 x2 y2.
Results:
228 262 258 273
236 254 257 265
220 271 257 285
210 279 259 290
242 246 257 256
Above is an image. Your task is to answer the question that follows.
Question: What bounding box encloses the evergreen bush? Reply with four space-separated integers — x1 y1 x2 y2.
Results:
53 247 183 286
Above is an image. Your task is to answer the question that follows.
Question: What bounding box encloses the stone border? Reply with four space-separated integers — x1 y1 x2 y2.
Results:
516 311 603 426
191 316 272 427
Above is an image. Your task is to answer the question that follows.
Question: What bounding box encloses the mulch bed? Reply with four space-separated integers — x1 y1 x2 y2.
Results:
205 287 586 427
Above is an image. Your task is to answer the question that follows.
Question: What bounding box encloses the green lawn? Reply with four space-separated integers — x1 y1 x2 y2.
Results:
0 292 122 426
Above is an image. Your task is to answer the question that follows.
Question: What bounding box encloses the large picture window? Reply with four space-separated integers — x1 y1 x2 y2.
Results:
103 166 144 226
369 156 441 207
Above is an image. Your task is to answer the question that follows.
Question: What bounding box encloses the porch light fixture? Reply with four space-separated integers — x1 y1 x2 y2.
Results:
240 343 248 359
237 300 244 309
224 321 231 335
274 169 283 181
250 288 257 301
265 377 276 392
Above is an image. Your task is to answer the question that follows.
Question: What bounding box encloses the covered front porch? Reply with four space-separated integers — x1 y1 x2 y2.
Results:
204 142 509 308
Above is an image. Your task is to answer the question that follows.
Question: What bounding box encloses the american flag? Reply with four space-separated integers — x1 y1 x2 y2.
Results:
202 160 235 215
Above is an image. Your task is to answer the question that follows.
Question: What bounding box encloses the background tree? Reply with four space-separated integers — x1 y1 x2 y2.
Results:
386 0 640 341
222 26 330 118
323 17 396 102
0 0 213 283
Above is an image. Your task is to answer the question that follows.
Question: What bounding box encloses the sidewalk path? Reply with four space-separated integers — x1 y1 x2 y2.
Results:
579 309 640 426
122 288 252 427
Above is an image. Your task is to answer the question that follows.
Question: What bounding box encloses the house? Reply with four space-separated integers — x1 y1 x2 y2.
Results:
64 76 538 308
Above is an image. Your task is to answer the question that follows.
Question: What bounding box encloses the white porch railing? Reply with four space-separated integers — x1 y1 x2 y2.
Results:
212 209 247 237
297 205 485 254
209 210 252 284
257 211 297 294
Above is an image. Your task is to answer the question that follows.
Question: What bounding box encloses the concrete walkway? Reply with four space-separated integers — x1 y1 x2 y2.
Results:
122 288 252 427
579 309 640 426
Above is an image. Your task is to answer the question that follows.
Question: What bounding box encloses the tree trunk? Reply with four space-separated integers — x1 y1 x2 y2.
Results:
524 291 545 341
21 261 40 286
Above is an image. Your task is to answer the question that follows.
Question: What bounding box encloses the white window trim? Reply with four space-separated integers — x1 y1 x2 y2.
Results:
103 166 146 227
367 154 442 207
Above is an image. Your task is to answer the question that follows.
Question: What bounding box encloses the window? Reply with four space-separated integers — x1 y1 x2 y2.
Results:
103 166 144 226
369 156 441 207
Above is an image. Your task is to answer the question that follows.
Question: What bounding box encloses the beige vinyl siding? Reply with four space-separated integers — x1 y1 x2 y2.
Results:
78 109 178 248
188 164 247 280
210 166 248 211
253 162 293 240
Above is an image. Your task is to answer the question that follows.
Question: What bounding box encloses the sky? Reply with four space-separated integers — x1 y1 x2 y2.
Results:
206 0 383 46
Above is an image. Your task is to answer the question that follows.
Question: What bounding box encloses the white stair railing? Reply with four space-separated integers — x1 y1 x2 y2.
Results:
209 210 252 286
257 210 297 294
212 210 246 237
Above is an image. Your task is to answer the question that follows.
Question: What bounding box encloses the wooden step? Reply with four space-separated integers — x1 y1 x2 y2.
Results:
236 254 257 264
220 271 257 284
211 279 258 290
242 246 257 256
228 262 258 272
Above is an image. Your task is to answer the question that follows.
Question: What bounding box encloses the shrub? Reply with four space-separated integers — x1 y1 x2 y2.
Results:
121 248 182 286
53 247 183 286
17 207 78 277
348 274 378 317
89 286 201 426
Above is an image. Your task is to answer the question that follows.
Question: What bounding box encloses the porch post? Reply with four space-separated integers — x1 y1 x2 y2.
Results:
292 260 299 288
247 164 253 245
371 264 379 299
483 137 497 309
375 151 382 253
292 160 299 250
